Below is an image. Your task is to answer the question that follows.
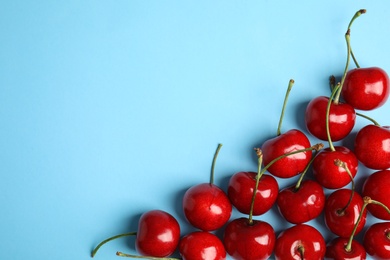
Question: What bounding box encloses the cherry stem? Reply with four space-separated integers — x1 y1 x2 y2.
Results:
248 148 263 225
91 232 137 257
298 245 305 260
345 196 390 252
325 83 341 152
276 79 294 136
334 9 366 103
210 143 223 185
294 151 318 191
356 112 381 126
116 252 181 260
334 159 355 215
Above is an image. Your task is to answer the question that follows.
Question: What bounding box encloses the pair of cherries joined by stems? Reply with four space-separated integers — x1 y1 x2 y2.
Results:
91 9 390 260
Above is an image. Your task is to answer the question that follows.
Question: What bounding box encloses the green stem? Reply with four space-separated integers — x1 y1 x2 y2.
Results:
294 151 318 191
334 9 366 103
356 112 381 126
276 79 294 136
248 148 263 225
326 83 341 152
334 159 355 215
116 252 181 260
210 143 223 185
91 232 137 257
350 49 360 68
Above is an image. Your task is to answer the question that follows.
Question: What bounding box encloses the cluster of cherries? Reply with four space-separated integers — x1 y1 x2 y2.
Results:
91 9 390 260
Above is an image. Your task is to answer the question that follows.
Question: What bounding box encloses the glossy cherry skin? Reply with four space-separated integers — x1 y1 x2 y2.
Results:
362 170 390 220
183 183 232 231
179 231 226 260
261 129 312 178
325 237 366 260
324 189 366 238
277 180 325 224
274 224 326 260
305 96 356 141
227 172 278 215
355 125 390 170
312 146 358 189
223 218 275 260
363 222 390 259
135 210 181 257
342 67 390 111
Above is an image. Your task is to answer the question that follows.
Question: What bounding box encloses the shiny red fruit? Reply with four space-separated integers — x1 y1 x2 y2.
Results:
324 189 366 238
227 172 278 215
355 125 390 170
277 180 325 224
326 237 366 260
305 96 356 141
135 210 181 257
223 218 275 260
274 224 326 260
312 146 358 189
362 170 390 220
179 231 226 260
363 222 390 259
183 183 232 231
261 129 312 178
342 67 390 110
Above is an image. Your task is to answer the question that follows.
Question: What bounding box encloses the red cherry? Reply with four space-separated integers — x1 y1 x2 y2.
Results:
182 144 232 231
342 67 390 110
355 124 390 170
325 237 366 260
227 171 278 215
223 217 275 260
324 189 366 238
312 146 358 189
277 179 325 224
179 231 226 260
362 170 390 220
305 96 356 141
363 222 390 259
91 210 180 258
274 224 326 260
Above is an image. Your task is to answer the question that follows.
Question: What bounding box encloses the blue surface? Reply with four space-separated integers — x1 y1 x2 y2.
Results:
1 1 390 259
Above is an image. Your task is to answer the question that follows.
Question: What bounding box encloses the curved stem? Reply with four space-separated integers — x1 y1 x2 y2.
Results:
210 143 223 185
356 112 381 126
91 232 137 257
116 252 181 259
277 79 295 136
350 49 360 68
248 148 263 225
326 84 341 152
294 151 318 191
334 159 355 215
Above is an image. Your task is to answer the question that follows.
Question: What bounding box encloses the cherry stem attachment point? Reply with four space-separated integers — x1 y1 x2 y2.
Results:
298 245 305 260
276 79 294 136
334 159 355 215
248 148 263 225
116 251 181 259
210 143 223 185
356 112 381 126
91 232 137 257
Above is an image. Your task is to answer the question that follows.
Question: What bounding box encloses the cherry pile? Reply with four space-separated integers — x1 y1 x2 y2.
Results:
91 9 390 260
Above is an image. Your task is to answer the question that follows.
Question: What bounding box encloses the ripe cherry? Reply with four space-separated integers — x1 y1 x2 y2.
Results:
182 144 232 231
179 231 226 260
91 210 180 258
274 224 326 260
262 79 313 178
363 222 390 259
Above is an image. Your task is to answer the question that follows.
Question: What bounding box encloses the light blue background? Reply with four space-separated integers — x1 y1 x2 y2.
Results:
1 1 389 259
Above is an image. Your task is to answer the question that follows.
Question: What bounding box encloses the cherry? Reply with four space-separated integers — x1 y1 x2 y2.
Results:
262 79 313 178
223 150 276 259
342 67 390 110
324 188 366 238
91 210 180 258
363 222 390 259
274 224 326 260
354 123 390 170
325 237 366 260
277 153 325 224
182 144 232 231
362 169 390 220
179 231 226 260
